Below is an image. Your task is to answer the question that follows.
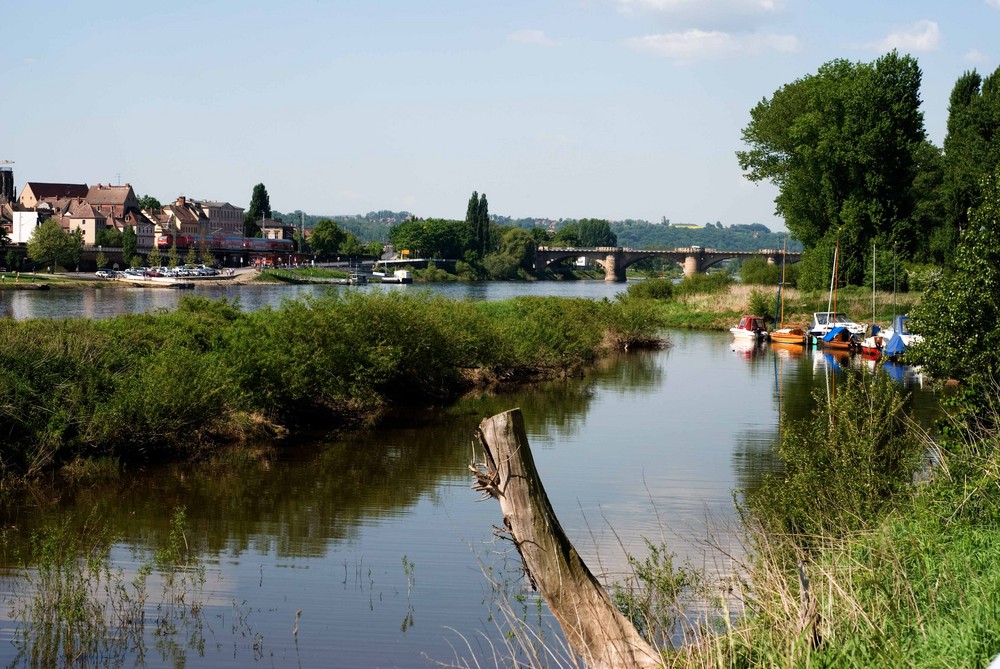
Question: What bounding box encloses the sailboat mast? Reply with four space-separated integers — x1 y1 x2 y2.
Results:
827 235 839 315
780 237 787 326
872 240 876 326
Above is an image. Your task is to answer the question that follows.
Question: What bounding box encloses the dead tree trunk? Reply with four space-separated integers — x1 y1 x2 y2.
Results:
471 409 662 669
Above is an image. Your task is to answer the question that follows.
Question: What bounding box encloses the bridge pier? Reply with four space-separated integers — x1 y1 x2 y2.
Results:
683 255 701 278
603 254 626 282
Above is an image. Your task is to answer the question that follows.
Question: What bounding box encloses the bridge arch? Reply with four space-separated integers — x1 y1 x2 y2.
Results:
535 246 801 282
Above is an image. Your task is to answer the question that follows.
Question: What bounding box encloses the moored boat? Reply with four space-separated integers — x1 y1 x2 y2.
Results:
770 326 807 345
819 325 859 351
730 314 767 340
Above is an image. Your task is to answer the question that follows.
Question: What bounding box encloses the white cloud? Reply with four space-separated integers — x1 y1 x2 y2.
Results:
614 0 781 14
508 29 560 47
625 30 799 61
870 20 940 53
964 48 990 63
987 0 1000 9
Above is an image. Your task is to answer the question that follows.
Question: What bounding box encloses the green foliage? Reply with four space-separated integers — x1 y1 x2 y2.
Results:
739 256 781 285
747 288 774 321
612 539 696 647
95 250 108 269
578 218 617 246
121 225 137 264
673 271 733 297
137 194 162 211
738 52 927 283
625 279 674 300
942 66 1000 253
0 293 665 478
95 227 122 247
466 191 493 256
746 371 920 540
243 183 271 238
27 219 83 272
310 218 347 258
146 243 160 268
5 249 20 272
339 231 363 257
185 244 198 266
167 242 179 269
389 218 472 259
910 165 1000 431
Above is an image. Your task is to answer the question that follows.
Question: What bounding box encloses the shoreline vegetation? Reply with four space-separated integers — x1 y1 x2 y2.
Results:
0 290 667 484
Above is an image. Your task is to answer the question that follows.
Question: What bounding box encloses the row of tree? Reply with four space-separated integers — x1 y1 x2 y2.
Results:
738 51 1000 288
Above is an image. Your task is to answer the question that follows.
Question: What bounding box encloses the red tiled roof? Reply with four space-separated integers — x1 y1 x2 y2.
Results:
86 183 135 206
24 182 89 199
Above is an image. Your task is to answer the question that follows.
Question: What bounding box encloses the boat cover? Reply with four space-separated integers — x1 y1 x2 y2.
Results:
891 315 912 336
822 326 847 342
884 331 906 358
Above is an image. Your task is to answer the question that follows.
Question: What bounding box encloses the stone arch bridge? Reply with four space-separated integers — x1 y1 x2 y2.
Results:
535 246 802 283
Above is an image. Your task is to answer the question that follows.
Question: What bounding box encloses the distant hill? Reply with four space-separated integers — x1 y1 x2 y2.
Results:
275 209 800 252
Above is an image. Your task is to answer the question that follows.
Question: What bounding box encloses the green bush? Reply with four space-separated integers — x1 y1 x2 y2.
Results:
625 279 674 300
673 271 733 297
0 293 666 478
745 371 921 540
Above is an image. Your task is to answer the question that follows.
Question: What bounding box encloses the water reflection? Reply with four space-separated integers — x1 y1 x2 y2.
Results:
2 280 629 321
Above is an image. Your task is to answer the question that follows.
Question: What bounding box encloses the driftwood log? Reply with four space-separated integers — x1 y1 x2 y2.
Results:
471 409 661 669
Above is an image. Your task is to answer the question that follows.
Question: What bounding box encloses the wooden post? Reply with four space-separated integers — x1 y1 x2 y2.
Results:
471 409 662 669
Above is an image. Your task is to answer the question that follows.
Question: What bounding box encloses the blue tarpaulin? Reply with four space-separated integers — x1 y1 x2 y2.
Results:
884 331 906 358
822 326 847 342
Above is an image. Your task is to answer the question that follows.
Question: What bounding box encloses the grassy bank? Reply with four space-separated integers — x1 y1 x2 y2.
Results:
628 277 922 330
0 291 666 481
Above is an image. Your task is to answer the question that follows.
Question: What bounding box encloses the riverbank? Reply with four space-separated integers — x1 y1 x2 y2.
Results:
0 291 666 483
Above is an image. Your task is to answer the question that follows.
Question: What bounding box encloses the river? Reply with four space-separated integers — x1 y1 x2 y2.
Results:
0 282 939 668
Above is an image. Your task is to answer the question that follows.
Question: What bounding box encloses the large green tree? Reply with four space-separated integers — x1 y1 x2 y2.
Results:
577 219 617 247
244 183 271 238
389 218 471 259
465 191 492 256
940 67 1000 261
309 218 347 258
27 219 82 272
121 225 137 264
738 51 927 286
910 164 1000 429
911 163 1000 384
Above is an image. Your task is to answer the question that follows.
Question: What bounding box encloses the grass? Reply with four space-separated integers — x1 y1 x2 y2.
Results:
4 506 218 668
0 291 667 480
642 282 923 331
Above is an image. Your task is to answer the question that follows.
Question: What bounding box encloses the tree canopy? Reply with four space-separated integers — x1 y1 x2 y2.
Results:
910 164 1000 387
27 219 83 272
465 191 492 257
309 219 347 258
940 66 1000 260
137 194 162 211
389 218 471 259
244 183 271 238
738 51 926 286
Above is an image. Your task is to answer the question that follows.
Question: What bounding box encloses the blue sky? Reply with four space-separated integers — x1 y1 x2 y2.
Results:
4 1 998 230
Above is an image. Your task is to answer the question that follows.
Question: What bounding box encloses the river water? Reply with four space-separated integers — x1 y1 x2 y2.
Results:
0 282 939 668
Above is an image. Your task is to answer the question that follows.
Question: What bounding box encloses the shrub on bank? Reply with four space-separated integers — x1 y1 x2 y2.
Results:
0 292 666 479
